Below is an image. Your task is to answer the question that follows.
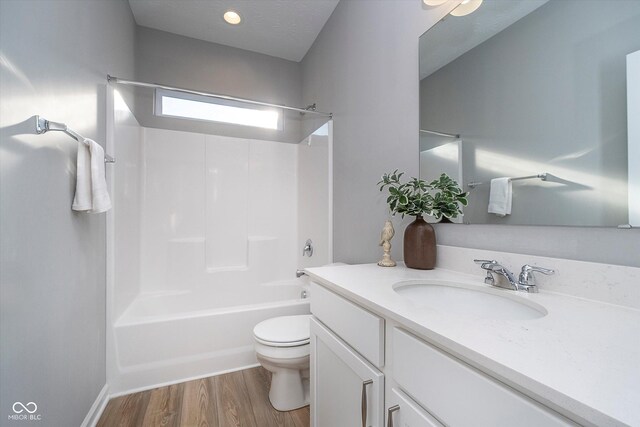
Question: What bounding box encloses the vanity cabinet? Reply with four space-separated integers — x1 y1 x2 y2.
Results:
310 281 578 427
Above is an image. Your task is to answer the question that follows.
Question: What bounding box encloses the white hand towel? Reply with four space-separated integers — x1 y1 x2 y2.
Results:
88 139 112 213
488 177 512 217
72 138 112 213
72 140 92 211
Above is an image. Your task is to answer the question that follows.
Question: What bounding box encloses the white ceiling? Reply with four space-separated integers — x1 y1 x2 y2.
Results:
420 0 549 79
128 0 340 62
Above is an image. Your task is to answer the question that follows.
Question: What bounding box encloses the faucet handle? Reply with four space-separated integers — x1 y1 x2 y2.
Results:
474 259 499 271
518 264 554 291
302 239 314 257
474 259 497 265
474 259 498 285
521 264 554 275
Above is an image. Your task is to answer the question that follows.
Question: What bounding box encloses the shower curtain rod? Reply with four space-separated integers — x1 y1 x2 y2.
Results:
420 129 460 138
107 75 333 118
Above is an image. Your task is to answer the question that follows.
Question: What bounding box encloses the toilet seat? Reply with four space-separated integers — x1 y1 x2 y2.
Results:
255 337 309 347
253 314 311 348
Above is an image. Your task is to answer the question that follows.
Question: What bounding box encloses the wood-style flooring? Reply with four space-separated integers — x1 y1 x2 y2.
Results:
97 367 309 427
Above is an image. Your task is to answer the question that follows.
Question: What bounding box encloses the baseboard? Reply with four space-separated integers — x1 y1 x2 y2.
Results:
109 363 260 398
81 384 110 427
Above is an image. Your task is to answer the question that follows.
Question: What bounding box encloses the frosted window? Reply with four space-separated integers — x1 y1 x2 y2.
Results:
155 89 281 130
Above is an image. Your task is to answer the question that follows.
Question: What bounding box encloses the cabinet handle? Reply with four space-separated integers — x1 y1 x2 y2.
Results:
361 379 373 427
387 405 400 427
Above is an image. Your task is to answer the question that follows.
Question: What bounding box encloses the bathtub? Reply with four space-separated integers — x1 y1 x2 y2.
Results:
109 280 310 395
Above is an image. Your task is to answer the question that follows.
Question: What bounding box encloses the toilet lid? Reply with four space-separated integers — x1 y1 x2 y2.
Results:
254 314 311 346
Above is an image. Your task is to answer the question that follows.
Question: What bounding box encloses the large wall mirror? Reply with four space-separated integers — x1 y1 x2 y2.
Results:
419 0 640 227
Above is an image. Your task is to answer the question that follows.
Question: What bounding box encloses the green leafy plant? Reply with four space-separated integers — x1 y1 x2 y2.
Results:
378 170 469 220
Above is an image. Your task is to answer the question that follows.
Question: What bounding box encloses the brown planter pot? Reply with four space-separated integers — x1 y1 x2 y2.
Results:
403 216 436 269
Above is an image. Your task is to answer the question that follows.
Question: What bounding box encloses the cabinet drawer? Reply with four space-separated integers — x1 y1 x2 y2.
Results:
388 388 443 427
392 328 575 427
311 282 384 367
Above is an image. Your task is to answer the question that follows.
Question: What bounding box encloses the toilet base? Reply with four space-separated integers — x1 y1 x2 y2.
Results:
257 353 310 411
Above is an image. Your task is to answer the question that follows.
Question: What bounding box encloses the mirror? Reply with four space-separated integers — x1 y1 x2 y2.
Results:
419 0 640 227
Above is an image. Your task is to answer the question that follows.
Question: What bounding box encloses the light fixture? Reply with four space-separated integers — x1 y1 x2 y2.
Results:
223 10 242 25
450 0 483 16
423 0 448 5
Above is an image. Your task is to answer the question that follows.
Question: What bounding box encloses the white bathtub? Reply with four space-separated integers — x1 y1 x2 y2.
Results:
110 280 310 395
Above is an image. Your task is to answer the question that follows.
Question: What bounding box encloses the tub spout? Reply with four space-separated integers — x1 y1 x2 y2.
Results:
296 269 306 278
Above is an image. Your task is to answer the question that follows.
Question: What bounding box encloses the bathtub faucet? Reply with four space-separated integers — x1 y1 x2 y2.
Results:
296 269 306 278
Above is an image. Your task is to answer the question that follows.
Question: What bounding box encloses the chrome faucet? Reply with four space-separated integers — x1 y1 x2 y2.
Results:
474 260 554 293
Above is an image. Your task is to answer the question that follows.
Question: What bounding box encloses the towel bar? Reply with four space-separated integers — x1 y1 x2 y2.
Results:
34 115 115 164
468 173 547 189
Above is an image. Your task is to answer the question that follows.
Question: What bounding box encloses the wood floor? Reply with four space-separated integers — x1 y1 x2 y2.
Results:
97 367 310 427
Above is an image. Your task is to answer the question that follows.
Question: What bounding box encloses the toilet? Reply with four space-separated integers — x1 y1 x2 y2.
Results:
253 314 312 411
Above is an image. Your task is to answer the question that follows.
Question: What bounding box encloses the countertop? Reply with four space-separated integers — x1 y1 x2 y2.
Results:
305 263 640 427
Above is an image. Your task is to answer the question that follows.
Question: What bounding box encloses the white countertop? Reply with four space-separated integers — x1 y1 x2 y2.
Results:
305 263 640 427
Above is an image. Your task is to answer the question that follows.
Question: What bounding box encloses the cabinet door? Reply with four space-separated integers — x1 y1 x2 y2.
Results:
387 388 444 427
311 318 384 427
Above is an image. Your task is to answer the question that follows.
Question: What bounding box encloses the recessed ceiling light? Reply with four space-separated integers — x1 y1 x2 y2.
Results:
450 0 483 16
223 10 242 25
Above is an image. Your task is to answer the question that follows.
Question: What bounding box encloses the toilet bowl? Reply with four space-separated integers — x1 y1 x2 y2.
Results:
253 314 311 411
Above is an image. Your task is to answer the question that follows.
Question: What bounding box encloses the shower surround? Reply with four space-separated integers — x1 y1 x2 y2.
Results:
107 91 330 395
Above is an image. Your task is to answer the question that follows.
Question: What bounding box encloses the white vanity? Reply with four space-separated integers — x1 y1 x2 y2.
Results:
306 247 640 427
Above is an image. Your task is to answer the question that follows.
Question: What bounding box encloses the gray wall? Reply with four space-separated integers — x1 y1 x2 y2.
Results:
134 27 308 143
0 1 136 425
421 0 640 226
302 0 640 267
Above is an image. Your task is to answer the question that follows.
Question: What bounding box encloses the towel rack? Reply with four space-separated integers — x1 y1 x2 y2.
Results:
34 115 115 164
468 173 547 189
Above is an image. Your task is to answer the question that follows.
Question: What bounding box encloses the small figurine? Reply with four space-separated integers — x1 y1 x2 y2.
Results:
377 220 396 267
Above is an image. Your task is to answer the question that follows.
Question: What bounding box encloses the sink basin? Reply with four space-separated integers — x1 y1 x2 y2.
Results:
393 281 547 320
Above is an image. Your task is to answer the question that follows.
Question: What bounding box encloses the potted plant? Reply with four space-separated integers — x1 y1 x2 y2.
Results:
378 170 468 269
